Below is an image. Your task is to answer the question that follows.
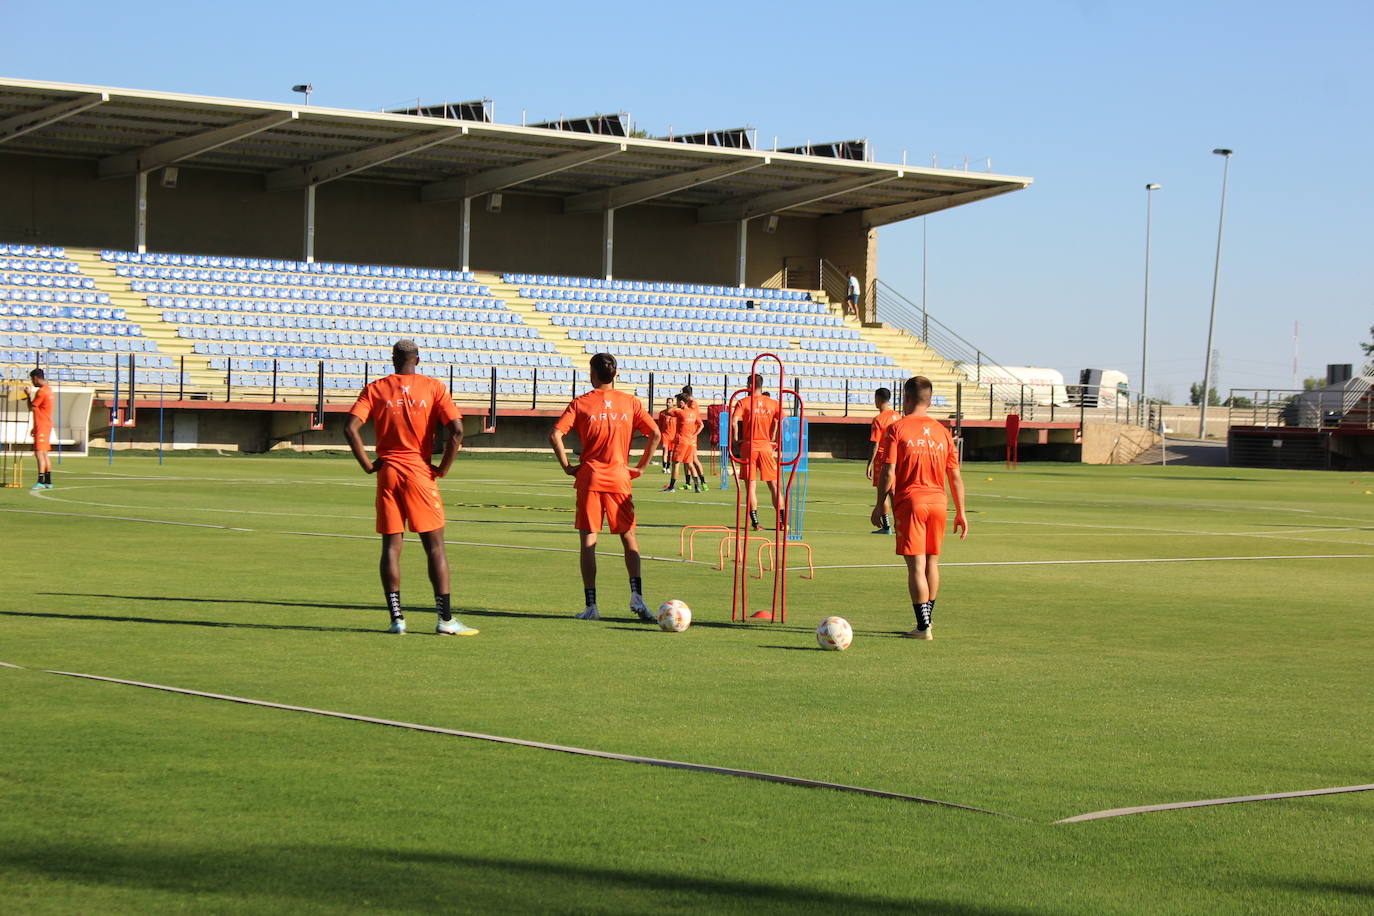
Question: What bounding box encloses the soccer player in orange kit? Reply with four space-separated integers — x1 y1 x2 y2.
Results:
657 397 677 476
866 386 899 533
549 352 661 621
873 376 968 640
24 368 53 490
343 340 476 636
666 392 704 493
732 373 781 531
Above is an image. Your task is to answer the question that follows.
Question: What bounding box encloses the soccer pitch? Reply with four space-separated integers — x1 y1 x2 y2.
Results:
3 454 1372 914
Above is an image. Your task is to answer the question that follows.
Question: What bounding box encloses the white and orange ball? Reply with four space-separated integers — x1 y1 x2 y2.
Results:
657 600 692 632
816 616 853 651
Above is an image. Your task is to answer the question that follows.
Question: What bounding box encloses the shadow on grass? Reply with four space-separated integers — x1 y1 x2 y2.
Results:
0 610 376 635
40 591 375 612
0 844 1036 914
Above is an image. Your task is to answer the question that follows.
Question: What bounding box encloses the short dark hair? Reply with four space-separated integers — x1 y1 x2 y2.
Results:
29 368 44 380
749 373 763 391
392 339 419 368
875 386 891 404
675 393 688 405
590 352 617 383
903 376 933 405
681 385 693 397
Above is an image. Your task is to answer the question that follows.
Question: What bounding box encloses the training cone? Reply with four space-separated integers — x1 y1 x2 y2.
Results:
749 610 775 621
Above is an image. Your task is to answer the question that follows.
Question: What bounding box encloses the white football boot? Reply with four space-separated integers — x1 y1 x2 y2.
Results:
630 594 656 623
386 619 407 635
435 617 479 636
575 604 601 620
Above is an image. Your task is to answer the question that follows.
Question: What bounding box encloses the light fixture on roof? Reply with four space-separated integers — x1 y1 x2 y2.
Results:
292 84 313 106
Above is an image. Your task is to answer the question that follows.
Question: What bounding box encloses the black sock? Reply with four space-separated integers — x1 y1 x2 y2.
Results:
629 576 643 597
749 509 759 527
914 601 932 631
584 587 597 608
435 593 452 622
880 514 889 529
386 591 403 622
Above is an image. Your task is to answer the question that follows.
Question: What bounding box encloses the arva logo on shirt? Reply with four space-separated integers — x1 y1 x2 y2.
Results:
384 386 429 409
589 399 630 422
904 426 946 450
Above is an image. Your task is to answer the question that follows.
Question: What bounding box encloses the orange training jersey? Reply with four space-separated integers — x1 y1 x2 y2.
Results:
349 374 460 474
657 409 678 444
671 405 701 444
881 414 958 501
556 388 658 493
732 394 780 445
870 407 898 460
29 385 53 431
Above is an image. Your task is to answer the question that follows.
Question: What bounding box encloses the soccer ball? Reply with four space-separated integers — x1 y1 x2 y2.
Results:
816 616 853 651
657 600 692 632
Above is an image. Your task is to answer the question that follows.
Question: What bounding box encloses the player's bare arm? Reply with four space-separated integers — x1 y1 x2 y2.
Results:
549 427 579 476
866 440 880 480
871 463 894 529
343 414 381 474
630 426 662 479
948 465 969 538
432 418 463 479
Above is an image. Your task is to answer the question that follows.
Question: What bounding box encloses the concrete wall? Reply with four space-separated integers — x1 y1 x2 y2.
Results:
0 153 870 289
1159 406 1234 440
1080 423 1160 464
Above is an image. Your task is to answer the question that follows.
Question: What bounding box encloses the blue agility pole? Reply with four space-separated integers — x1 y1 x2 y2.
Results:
781 414 809 540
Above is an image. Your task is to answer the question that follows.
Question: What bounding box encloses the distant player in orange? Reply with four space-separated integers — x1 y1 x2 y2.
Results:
873 376 968 640
665 392 704 492
866 386 899 533
24 368 53 490
550 352 661 621
343 339 475 636
732 373 781 531
656 397 677 474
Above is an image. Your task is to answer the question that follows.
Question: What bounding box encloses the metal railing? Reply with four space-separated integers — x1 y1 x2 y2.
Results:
1226 380 1374 430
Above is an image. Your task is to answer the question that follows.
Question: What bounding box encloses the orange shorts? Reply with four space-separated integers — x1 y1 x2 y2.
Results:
673 438 698 463
895 499 947 556
575 489 636 534
32 427 51 453
739 442 777 482
374 463 445 534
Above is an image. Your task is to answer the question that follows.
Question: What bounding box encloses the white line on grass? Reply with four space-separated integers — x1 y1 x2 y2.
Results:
807 554 1374 571
1056 784 1374 823
14 662 1021 820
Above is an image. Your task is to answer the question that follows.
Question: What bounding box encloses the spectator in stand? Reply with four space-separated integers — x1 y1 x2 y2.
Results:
845 270 861 320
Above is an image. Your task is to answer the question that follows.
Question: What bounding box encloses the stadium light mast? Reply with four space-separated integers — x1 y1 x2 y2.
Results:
1198 149 1232 438
1140 184 1160 414
292 84 313 106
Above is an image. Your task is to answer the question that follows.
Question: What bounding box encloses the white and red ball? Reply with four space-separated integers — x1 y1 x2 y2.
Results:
816 616 853 651
657 600 692 632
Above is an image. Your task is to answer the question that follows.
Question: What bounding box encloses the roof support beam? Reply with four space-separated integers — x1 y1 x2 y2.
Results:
860 183 1028 228
99 111 298 179
563 158 768 214
421 144 625 204
696 171 902 223
265 127 467 192
0 92 108 145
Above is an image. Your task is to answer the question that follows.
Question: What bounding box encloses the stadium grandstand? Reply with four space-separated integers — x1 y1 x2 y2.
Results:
0 77 1076 456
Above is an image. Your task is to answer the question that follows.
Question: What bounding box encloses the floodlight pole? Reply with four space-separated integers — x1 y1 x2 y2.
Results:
1198 149 1232 438
602 208 615 280
1141 184 1160 417
460 196 472 272
134 171 148 253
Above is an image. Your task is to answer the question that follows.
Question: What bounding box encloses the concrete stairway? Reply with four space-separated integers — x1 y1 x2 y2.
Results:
67 248 220 395
476 271 583 363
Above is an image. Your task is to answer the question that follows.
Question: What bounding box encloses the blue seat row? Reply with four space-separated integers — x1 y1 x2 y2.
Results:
521 288 824 314
1 303 126 321
1 243 67 258
0 257 82 275
146 295 510 322
553 314 856 340
117 264 485 296
570 330 792 351
195 342 559 364
0 350 170 368
103 249 476 282
176 325 544 346
0 289 111 306
0 334 157 352
1 273 98 290
131 279 501 309
506 273 809 301
533 299 837 325
0 318 143 337
163 311 527 336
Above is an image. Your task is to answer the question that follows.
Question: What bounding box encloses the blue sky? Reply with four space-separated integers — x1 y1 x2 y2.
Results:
5 0 1370 398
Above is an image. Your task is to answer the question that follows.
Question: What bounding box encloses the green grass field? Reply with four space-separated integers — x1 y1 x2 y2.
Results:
3 452 1373 914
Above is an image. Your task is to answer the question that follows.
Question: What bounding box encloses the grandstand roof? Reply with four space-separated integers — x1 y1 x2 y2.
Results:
0 78 1032 226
